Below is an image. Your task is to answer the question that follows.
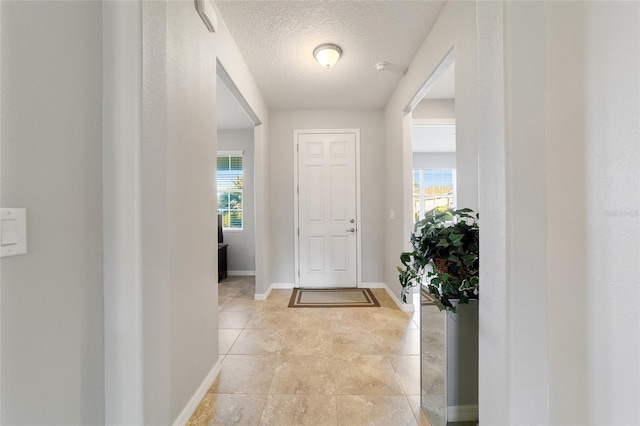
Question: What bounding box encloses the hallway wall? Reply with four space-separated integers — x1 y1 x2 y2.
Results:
269 109 386 286
0 2 104 423
104 1 271 424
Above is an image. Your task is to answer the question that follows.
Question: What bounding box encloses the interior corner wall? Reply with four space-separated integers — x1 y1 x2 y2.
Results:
1 1 105 424
383 0 477 303
269 109 386 285
218 129 256 273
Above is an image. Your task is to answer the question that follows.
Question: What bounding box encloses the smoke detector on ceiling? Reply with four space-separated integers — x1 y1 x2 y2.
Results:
375 62 389 72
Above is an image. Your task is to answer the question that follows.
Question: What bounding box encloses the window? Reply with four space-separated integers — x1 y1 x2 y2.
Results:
413 168 456 222
217 151 243 230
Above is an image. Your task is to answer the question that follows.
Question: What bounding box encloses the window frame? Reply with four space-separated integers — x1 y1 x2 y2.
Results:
412 167 456 222
217 150 244 231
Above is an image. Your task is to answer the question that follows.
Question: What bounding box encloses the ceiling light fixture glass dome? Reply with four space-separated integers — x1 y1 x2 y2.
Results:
313 44 342 68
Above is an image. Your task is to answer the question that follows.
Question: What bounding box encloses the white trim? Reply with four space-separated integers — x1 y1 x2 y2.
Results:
360 283 415 312
227 270 256 276
254 283 294 301
404 47 455 113
216 61 261 126
447 405 479 422
172 359 222 426
293 129 362 288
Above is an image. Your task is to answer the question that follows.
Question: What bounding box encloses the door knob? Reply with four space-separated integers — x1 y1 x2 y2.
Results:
347 228 355 233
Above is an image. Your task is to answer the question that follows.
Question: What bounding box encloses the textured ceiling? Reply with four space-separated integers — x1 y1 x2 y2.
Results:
216 0 446 110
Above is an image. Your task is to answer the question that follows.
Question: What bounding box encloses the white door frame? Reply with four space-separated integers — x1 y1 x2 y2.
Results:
293 129 362 288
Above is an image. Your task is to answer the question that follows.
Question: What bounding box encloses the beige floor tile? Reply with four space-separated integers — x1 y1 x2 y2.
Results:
228 329 286 354
211 354 277 394
245 311 295 330
288 309 335 329
406 395 432 426
217 295 234 311
332 328 420 355
390 355 421 395
188 393 266 426
219 329 242 355
336 395 417 426
192 276 430 424
220 297 263 313
269 355 336 395
333 355 403 395
259 394 337 426
281 328 333 355
219 311 253 329
370 289 398 309
370 309 419 330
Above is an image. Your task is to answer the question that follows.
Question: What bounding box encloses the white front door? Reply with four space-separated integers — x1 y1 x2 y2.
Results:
296 131 359 288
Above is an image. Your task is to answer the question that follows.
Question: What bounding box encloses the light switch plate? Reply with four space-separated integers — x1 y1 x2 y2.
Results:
1 208 27 257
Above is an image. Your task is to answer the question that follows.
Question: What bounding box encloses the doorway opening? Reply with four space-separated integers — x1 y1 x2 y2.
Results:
215 62 261 292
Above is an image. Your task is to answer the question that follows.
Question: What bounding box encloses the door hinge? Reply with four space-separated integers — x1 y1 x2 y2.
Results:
298 269 300 277
296 144 299 152
297 186 299 194
297 228 299 236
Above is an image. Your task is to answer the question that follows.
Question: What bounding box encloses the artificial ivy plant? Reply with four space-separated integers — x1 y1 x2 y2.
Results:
398 207 479 312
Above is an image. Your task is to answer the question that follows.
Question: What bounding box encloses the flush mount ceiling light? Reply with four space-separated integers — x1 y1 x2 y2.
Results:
313 43 342 68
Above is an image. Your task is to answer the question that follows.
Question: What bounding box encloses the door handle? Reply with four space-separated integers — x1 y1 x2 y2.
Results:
347 228 355 233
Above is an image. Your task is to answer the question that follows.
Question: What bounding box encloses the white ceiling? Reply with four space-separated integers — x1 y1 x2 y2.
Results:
215 0 446 110
217 75 254 130
412 124 456 153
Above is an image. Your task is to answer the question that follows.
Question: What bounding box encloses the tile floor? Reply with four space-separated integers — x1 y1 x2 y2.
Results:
188 276 430 426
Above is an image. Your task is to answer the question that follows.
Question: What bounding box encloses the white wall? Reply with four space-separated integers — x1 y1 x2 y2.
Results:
413 99 455 120
269 109 385 285
103 1 271 424
548 2 639 423
1 2 104 423
412 153 456 169
412 99 456 170
218 130 256 273
477 1 640 423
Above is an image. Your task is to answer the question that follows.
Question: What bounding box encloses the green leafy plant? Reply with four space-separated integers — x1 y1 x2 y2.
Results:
398 207 479 312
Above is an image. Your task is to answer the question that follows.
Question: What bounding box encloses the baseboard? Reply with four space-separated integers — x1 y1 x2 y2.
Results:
227 270 256 276
360 282 414 312
172 358 222 426
447 404 479 422
254 283 294 301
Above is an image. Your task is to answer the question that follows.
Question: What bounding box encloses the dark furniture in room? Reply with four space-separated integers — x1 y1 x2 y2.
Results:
218 243 228 281
217 214 228 281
